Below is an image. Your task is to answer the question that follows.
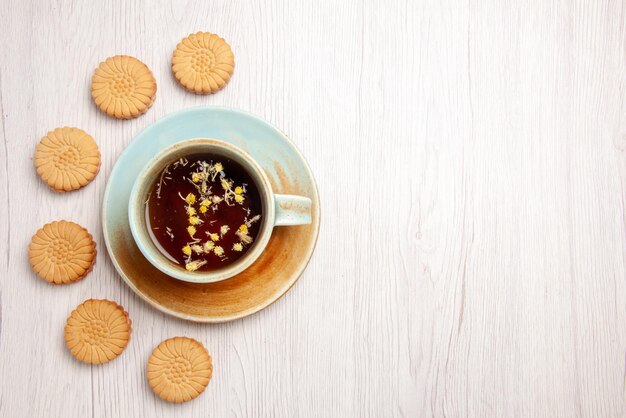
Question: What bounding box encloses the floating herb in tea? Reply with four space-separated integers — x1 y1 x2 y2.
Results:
146 153 262 272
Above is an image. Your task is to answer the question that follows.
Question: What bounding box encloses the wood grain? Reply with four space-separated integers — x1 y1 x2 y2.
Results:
0 0 625 416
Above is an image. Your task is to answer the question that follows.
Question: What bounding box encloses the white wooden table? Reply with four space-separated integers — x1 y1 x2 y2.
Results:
1 1 625 416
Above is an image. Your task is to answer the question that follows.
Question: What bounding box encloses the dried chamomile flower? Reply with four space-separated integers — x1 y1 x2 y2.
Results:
185 260 207 272
185 193 196 205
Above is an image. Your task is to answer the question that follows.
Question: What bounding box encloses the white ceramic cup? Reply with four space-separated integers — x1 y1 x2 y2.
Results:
128 138 312 283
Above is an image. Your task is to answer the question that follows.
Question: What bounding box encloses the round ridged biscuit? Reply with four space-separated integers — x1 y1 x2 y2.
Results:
64 299 132 364
147 337 213 403
28 220 96 284
172 32 234 94
91 55 157 119
34 127 100 192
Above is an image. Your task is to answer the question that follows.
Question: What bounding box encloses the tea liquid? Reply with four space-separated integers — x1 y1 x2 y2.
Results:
146 153 262 272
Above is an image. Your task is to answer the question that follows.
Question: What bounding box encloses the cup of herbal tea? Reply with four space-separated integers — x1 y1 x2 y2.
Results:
128 138 312 283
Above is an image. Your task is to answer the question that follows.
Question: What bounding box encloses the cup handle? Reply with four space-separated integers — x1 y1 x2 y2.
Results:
274 194 312 226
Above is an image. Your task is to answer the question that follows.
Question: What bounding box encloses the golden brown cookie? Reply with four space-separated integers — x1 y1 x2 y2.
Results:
147 337 213 403
28 220 96 284
91 55 157 119
64 299 132 364
34 127 100 192
172 32 234 94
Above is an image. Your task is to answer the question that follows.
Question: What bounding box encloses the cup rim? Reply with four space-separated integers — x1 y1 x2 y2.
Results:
128 138 275 283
